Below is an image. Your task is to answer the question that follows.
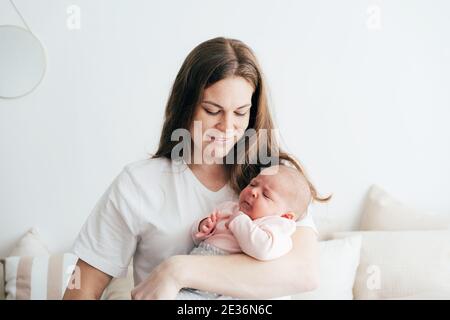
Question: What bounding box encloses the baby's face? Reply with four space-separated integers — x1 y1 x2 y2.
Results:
238 168 293 220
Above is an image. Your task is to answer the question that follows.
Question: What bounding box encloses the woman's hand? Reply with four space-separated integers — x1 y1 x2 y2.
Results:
131 256 184 300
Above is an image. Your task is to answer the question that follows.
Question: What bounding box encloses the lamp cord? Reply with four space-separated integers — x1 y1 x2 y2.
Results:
8 0 32 32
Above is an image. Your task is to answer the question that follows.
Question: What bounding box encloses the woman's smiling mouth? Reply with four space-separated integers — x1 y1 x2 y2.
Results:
208 135 233 143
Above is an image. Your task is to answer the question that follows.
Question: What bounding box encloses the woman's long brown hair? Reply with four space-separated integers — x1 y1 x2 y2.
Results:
152 37 331 203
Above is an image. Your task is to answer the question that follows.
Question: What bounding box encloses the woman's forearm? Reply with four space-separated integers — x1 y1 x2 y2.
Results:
176 227 319 299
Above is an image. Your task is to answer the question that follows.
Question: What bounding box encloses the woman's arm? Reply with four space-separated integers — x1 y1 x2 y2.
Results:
63 259 112 300
131 227 319 299
179 227 319 299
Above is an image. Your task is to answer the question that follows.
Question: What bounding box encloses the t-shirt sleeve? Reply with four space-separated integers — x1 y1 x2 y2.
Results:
296 202 319 235
72 168 142 278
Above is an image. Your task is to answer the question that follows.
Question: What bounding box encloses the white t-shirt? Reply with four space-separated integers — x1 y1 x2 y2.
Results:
72 157 318 285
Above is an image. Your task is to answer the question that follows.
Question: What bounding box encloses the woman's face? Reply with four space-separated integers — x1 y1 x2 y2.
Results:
190 76 254 162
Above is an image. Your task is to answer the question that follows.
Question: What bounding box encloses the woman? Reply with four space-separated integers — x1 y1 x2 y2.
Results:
63 37 329 300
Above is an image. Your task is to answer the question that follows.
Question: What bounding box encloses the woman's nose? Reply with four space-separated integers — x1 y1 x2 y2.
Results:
217 113 234 132
251 188 258 198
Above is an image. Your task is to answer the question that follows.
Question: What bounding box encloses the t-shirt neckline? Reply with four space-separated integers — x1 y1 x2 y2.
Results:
176 159 231 198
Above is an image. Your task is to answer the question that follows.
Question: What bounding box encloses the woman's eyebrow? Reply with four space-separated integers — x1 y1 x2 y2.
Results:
202 101 251 109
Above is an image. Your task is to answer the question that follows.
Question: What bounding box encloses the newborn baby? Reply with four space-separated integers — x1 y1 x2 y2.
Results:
177 164 312 300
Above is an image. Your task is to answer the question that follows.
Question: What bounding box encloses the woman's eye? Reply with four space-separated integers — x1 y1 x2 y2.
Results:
204 109 220 115
234 111 248 117
263 193 270 200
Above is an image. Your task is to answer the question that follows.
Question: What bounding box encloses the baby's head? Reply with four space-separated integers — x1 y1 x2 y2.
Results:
238 165 312 220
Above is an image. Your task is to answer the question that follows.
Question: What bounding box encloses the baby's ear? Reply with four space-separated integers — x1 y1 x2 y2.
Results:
281 211 296 220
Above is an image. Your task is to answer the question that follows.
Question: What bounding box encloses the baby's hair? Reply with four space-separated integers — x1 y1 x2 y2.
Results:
262 165 312 220
259 154 332 202
277 152 332 204
259 154 332 219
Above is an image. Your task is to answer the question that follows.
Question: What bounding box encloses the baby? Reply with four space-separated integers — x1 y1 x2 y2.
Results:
177 164 312 300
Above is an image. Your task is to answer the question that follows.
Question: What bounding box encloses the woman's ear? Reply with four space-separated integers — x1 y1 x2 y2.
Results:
281 211 296 220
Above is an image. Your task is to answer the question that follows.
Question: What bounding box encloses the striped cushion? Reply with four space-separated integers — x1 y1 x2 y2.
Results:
4 253 78 300
1 259 5 300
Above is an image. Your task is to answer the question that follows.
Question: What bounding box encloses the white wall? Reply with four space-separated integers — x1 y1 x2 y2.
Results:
1 0 449 256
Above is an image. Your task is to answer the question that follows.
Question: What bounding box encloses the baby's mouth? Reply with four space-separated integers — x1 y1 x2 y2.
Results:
240 200 251 211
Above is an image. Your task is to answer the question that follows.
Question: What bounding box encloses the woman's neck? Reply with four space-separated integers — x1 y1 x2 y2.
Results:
188 162 229 192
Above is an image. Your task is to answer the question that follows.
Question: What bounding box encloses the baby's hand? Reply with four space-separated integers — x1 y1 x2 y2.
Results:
195 210 220 238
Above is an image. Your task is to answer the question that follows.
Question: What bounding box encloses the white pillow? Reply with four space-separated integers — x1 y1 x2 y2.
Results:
360 185 450 231
292 236 361 300
332 230 450 300
4 253 78 300
9 228 50 257
385 290 450 300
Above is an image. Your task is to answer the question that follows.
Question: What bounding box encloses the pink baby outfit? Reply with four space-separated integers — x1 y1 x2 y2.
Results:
192 201 297 261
